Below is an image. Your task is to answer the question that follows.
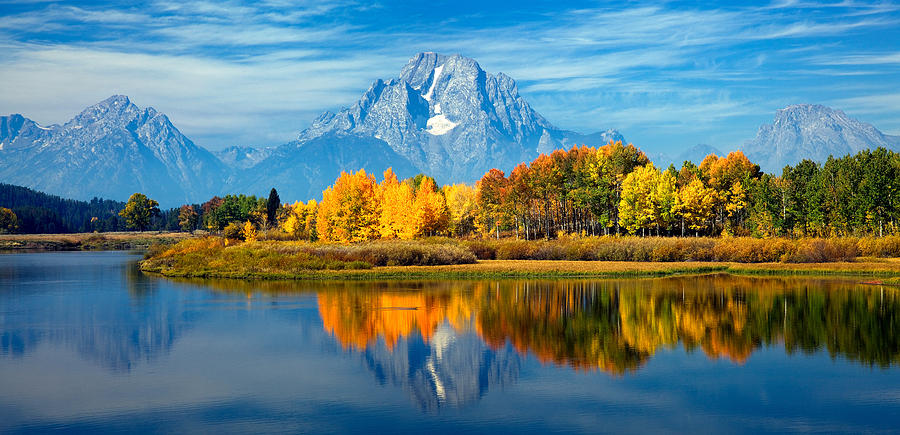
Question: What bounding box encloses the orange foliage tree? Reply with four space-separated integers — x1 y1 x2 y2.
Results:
412 177 450 237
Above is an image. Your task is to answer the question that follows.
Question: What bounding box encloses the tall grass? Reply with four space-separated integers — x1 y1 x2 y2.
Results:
141 237 476 278
142 235 900 280
463 235 900 263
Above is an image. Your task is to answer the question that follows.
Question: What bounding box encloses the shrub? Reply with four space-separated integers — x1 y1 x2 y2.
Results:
463 240 497 260
223 222 244 241
496 240 538 260
303 240 476 266
458 235 890 263
858 236 900 257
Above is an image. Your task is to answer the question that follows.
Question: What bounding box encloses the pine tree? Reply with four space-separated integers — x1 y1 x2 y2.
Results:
266 188 280 228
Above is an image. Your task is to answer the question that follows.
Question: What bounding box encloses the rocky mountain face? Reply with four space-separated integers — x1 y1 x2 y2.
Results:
0 95 227 206
237 135 419 203
215 145 273 170
741 104 900 172
0 114 54 151
236 52 623 200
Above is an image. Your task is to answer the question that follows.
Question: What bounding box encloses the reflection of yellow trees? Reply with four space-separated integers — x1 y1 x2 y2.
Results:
316 283 478 350
184 276 900 373
319 292 447 350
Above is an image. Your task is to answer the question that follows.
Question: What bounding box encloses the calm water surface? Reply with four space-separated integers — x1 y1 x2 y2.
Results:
1 251 899 433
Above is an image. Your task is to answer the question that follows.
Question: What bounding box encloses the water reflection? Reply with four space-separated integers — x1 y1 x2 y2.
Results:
0 252 196 372
2 252 898 417
200 276 900 375
317 287 521 410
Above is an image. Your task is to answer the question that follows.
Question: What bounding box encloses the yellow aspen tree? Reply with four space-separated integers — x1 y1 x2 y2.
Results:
302 199 318 240
413 178 450 237
443 183 478 237
619 164 656 235
282 201 302 237
378 168 416 239
725 181 749 227
675 178 718 235
242 220 258 242
281 200 318 240
316 169 380 243
652 169 678 234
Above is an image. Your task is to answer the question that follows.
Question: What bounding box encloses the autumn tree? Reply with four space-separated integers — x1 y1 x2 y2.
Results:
377 168 416 239
317 169 380 243
281 200 318 240
0 207 18 234
119 193 160 231
443 183 478 237
652 169 678 234
412 177 450 237
201 196 225 231
178 205 199 233
601 140 651 233
619 164 656 235
675 179 717 236
242 220 258 242
475 169 509 238
700 151 760 234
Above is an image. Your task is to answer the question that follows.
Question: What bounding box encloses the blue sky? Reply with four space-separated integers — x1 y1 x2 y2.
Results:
0 0 898 155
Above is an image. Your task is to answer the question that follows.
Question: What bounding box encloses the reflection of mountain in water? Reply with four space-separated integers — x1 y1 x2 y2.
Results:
315 288 520 409
361 323 520 411
0 253 195 372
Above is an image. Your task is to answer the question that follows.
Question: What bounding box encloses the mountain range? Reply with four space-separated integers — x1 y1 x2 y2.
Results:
0 95 226 206
740 104 900 173
1 52 898 206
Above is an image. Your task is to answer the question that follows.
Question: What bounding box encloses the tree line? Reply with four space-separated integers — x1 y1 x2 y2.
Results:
4 141 899 239
114 141 900 241
256 141 900 243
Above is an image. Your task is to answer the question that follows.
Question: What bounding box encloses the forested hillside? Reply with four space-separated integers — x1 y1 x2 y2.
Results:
0 184 179 233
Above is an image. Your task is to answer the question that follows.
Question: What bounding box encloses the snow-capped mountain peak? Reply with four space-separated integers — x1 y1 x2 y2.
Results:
283 52 620 193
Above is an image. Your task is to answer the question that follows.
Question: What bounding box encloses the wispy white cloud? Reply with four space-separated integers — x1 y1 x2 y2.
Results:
0 0 897 152
811 51 900 65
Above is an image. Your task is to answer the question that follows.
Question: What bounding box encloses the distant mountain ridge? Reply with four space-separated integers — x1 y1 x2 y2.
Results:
0 95 226 206
214 145 273 170
741 104 900 172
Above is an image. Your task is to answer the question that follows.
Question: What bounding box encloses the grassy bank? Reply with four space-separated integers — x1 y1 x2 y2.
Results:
140 238 476 279
140 237 900 281
0 232 194 251
463 235 900 263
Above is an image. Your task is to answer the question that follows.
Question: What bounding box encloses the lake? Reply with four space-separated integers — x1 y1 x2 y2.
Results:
1 251 899 433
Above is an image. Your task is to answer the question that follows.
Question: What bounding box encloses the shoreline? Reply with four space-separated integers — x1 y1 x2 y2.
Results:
0 232 194 251
139 258 900 282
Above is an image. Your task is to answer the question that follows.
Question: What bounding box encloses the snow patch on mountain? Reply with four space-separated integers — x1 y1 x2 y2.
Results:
422 64 443 102
426 114 458 135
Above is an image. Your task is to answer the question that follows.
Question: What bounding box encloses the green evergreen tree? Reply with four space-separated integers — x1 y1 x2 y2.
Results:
266 188 281 228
